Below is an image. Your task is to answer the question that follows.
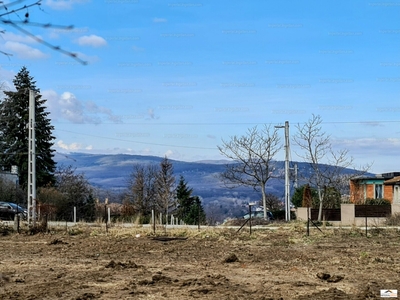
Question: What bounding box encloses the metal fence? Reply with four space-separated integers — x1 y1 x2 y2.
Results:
310 209 341 221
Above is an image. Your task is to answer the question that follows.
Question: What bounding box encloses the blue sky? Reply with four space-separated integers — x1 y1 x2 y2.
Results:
0 0 399 173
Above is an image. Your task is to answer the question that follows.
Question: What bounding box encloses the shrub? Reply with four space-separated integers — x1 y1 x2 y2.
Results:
364 198 391 205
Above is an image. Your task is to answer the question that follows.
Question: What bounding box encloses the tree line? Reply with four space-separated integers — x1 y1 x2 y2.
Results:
122 157 206 225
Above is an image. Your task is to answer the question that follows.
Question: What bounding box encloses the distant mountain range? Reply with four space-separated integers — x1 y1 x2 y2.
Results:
54 152 284 197
54 152 371 222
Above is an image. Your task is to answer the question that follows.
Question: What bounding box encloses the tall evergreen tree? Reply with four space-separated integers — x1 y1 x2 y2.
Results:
175 175 194 221
291 184 319 208
175 175 206 225
0 67 56 188
187 196 207 225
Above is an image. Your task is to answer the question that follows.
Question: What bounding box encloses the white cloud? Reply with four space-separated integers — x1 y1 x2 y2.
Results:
57 140 86 150
3 41 47 60
330 137 400 172
76 35 107 47
164 150 174 158
43 90 122 124
333 137 400 155
291 136 400 173
163 149 187 160
45 0 90 10
153 18 167 23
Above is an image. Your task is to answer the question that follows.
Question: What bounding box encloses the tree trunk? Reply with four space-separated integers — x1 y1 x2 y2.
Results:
261 183 267 219
317 187 323 221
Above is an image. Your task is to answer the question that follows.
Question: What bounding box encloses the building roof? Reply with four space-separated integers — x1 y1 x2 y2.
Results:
351 172 400 182
350 174 383 181
384 176 400 185
382 172 400 179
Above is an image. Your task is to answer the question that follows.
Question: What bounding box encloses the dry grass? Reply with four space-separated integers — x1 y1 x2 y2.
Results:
385 213 400 226
4 219 400 242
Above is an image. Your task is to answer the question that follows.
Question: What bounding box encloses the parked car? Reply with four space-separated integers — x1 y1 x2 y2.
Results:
0 201 27 220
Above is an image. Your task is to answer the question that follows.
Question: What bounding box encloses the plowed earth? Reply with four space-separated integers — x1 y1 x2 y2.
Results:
0 225 400 299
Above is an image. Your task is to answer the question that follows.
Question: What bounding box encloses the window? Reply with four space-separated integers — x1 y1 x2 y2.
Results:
375 184 383 199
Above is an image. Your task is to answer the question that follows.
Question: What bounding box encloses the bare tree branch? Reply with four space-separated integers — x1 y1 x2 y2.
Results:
293 114 372 220
218 125 282 219
0 0 87 64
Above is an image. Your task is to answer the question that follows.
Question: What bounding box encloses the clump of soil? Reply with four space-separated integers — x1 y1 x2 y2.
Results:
105 260 137 269
223 253 239 263
49 238 68 245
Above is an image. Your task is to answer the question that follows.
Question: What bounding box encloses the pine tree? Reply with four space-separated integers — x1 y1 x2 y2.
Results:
0 66 56 189
292 184 318 208
175 175 207 225
175 175 194 221
187 196 207 225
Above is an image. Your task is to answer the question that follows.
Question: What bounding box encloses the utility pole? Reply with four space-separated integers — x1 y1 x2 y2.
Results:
284 121 290 221
275 121 291 221
27 90 36 226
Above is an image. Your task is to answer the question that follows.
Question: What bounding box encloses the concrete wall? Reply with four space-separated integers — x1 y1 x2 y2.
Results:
392 204 400 214
354 217 386 226
340 204 355 225
296 207 309 221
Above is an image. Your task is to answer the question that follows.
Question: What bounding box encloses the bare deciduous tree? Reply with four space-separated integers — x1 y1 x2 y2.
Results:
294 114 371 221
154 157 176 223
37 165 94 221
125 163 157 220
218 125 282 219
258 193 283 211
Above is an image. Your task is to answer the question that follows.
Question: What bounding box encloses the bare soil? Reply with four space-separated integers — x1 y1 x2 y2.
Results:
0 224 400 299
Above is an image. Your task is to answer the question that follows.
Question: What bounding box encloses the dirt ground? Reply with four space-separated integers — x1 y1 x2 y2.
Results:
0 223 400 300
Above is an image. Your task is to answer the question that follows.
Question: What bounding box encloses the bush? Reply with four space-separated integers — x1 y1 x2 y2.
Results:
364 198 391 205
